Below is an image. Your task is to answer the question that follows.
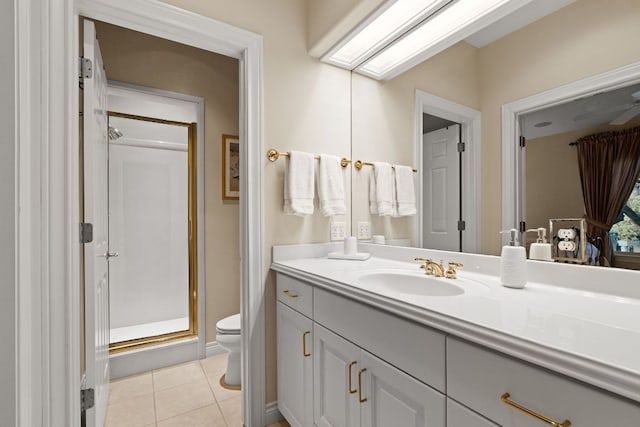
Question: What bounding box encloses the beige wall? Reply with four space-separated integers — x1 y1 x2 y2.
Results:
94 22 241 344
525 132 584 231
351 41 480 242
160 0 352 403
478 0 640 254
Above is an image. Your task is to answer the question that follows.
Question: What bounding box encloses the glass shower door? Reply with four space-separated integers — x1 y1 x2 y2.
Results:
108 113 197 351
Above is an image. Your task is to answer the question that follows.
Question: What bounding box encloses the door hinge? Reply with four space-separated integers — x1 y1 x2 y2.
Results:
519 221 526 233
80 388 95 412
457 142 466 153
80 223 93 244
80 57 93 80
519 136 526 148
457 220 466 231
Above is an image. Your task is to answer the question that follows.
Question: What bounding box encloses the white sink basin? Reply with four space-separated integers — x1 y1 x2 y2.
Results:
356 271 465 296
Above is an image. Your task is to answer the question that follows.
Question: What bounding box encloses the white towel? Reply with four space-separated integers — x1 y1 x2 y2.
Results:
391 172 400 217
369 171 378 215
373 162 394 216
317 154 346 216
394 165 416 216
284 151 315 216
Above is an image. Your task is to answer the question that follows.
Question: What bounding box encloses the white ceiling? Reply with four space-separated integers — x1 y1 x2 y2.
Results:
465 0 576 48
521 82 640 140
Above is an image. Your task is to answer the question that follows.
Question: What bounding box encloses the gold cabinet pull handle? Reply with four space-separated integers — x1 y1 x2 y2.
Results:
358 368 367 403
283 289 299 298
501 393 571 427
348 361 358 394
302 331 311 357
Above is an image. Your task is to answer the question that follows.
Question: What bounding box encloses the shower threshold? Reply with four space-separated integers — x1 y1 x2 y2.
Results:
110 316 189 344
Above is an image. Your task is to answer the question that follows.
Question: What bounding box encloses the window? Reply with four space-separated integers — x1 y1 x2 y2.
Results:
610 178 640 253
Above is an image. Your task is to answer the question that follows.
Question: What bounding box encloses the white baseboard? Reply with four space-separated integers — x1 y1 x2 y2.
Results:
264 401 283 425
110 338 199 379
205 341 227 358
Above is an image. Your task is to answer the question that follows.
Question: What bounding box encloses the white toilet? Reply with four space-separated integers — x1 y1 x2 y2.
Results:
216 313 241 387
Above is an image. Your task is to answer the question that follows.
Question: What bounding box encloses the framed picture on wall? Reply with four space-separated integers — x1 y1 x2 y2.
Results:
222 134 240 200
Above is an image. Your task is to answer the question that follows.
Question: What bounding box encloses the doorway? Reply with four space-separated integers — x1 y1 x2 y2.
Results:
16 1 265 426
74 2 265 423
415 90 481 253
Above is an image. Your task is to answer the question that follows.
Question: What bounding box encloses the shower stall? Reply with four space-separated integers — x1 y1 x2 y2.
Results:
107 112 197 351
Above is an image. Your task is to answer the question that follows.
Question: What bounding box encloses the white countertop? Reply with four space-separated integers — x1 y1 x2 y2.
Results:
271 243 640 403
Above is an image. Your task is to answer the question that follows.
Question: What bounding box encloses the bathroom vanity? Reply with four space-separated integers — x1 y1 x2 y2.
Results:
271 243 640 427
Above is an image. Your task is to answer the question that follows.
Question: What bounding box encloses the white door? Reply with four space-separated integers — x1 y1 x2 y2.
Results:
83 19 110 427
277 302 313 427
314 324 361 427
360 350 445 427
423 124 460 251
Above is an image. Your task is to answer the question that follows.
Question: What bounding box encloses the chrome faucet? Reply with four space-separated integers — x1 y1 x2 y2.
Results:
414 258 445 277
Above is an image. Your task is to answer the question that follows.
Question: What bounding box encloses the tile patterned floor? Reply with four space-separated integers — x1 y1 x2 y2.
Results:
105 353 290 427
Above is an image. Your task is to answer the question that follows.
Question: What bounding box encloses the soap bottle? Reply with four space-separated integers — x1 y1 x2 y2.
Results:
499 229 527 289
526 227 553 261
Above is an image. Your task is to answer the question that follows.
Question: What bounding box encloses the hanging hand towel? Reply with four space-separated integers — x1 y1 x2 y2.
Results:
373 162 394 216
369 171 378 215
391 170 400 217
284 151 315 216
317 154 346 216
394 165 416 216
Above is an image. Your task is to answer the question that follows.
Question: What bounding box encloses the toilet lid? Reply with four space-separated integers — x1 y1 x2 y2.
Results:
216 313 241 333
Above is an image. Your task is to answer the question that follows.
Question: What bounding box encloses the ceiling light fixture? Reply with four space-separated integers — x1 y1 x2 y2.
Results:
357 0 534 80
322 0 452 70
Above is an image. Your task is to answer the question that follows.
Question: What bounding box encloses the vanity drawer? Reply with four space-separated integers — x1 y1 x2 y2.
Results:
313 287 446 392
276 273 313 318
447 337 640 427
447 399 498 427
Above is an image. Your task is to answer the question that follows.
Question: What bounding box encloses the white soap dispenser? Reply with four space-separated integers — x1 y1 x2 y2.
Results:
499 229 527 289
526 227 553 261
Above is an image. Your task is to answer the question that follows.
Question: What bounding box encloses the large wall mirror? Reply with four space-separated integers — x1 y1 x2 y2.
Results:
349 0 640 270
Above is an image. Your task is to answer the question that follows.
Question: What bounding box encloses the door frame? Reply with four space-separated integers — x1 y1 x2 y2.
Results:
415 90 481 252
501 61 640 246
15 1 265 426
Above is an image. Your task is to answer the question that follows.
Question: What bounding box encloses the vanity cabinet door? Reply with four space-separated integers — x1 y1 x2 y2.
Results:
313 324 361 427
447 399 498 427
360 350 446 427
277 302 313 427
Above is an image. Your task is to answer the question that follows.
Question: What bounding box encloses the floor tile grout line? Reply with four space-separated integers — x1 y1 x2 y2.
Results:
151 370 158 426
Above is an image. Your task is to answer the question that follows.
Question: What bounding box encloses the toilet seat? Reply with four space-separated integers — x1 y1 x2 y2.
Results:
216 313 241 334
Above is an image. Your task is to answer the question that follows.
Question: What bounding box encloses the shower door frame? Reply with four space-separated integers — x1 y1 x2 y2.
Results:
106 112 199 353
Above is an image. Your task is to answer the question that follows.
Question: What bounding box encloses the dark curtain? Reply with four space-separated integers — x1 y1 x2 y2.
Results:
575 126 640 266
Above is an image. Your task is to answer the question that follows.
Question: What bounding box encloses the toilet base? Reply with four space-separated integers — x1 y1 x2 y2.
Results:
224 350 241 386
219 374 241 390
